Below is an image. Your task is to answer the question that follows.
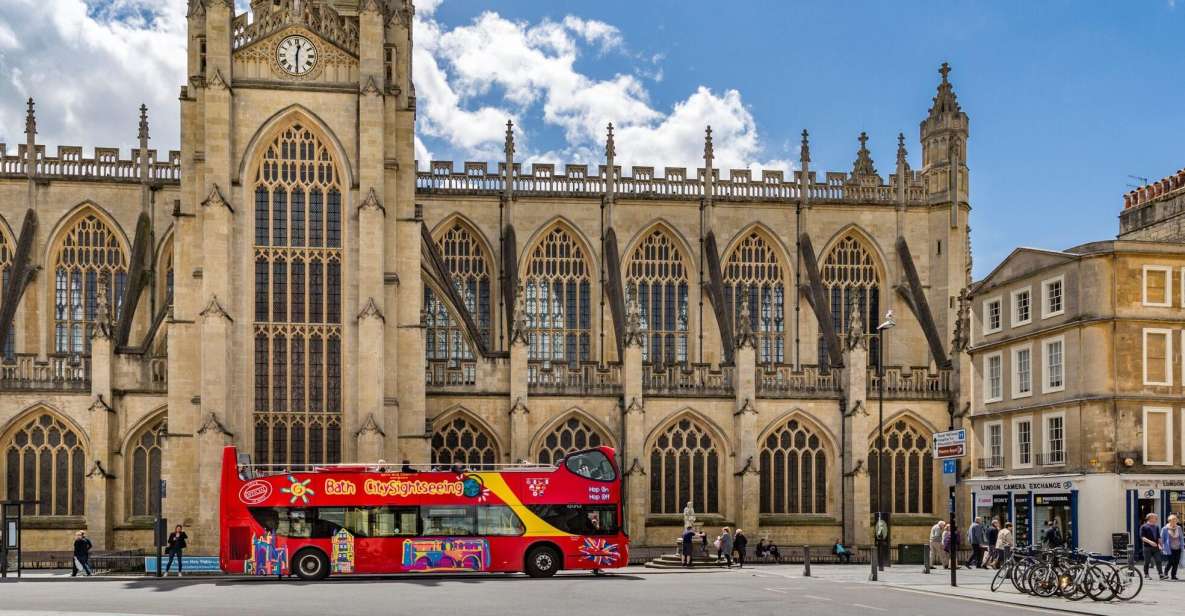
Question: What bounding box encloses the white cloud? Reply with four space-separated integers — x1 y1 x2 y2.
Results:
0 0 186 150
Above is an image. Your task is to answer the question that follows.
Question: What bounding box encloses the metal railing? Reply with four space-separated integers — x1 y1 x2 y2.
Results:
1036 451 1065 466
978 456 1004 471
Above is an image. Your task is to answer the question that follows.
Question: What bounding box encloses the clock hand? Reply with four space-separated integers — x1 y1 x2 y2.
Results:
295 45 301 70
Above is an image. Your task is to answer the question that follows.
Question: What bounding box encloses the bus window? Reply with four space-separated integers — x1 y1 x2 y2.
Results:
421 506 476 536
528 504 618 535
564 451 616 481
477 505 525 536
371 507 419 537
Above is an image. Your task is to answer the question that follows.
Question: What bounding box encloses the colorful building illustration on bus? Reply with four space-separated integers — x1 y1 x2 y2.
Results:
332 528 355 573
245 531 289 576
402 538 490 572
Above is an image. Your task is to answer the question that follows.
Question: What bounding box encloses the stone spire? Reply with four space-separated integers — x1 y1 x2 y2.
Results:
799 129 811 208
849 131 879 186
703 125 715 205
138 104 150 187
24 98 36 140
896 132 909 173
605 122 616 202
503 119 515 202
24 98 36 177
927 62 962 118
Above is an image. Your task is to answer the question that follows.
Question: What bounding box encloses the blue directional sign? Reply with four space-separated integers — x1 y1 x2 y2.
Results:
943 459 957 474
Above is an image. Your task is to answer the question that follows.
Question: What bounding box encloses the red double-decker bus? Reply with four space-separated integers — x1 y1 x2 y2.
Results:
219 445 628 579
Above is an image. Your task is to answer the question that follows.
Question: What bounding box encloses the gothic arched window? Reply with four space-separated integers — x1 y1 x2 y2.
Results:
129 416 166 518
253 121 343 468
431 415 498 470
425 222 492 368
52 212 127 354
3 412 85 516
723 231 785 364
536 416 606 466
868 419 934 515
627 228 689 366
649 417 719 514
759 417 828 514
819 235 881 368
0 227 13 359
522 226 592 365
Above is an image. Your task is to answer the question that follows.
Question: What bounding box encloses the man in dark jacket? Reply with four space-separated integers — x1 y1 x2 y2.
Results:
985 520 1001 567
733 529 748 569
72 530 93 577
165 525 189 576
966 517 987 568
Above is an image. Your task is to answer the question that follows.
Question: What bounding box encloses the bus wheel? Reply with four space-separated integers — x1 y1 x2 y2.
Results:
293 548 329 581
525 546 561 578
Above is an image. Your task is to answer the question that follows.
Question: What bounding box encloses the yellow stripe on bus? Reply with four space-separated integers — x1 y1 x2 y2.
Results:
475 473 574 537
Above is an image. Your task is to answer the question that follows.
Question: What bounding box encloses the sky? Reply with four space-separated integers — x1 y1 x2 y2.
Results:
0 0 1183 278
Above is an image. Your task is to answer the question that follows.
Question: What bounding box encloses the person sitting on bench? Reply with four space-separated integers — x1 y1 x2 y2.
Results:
832 538 852 564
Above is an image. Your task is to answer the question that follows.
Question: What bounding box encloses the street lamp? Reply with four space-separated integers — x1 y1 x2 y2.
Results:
875 310 895 572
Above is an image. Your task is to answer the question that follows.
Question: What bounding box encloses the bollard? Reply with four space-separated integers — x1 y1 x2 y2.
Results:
923 544 931 574
803 545 811 577
869 545 878 581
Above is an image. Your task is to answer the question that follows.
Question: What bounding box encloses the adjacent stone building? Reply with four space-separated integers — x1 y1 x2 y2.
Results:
966 237 1185 553
0 0 972 555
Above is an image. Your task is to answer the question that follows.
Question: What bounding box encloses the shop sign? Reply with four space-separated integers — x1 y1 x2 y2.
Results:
970 479 1077 493
1034 494 1071 506
1123 478 1185 490
975 494 994 507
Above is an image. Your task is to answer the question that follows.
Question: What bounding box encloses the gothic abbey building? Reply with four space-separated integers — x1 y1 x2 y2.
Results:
0 0 972 554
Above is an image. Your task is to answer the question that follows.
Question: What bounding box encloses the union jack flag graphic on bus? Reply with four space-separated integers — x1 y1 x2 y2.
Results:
578 537 620 566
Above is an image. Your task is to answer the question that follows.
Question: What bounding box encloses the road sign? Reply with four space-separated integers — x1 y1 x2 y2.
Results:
942 459 957 474
933 429 966 459
941 458 958 487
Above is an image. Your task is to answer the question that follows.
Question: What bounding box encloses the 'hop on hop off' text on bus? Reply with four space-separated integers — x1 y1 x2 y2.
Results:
219 445 628 580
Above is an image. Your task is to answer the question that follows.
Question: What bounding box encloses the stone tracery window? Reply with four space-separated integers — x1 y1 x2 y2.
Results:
431 415 498 470
52 213 128 355
3 412 85 516
536 416 605 466
627 228 689 366
253 121 342 468
759 417 828 514
649 417 719 514
723 231 785 364
425 221 492 369
522 226 592 365
129 416 166 518
819 234 881 368
868 419 934 515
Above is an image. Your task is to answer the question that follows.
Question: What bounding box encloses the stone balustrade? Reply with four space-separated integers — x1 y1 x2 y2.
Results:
643 363 733 397
0 144 181 183
425 359 478 391
527 360 622 395
868 366 952 399
756 364 840 397
0 354 90 392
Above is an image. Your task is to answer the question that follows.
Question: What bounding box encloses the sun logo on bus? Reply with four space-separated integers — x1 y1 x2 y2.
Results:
281 475 315 504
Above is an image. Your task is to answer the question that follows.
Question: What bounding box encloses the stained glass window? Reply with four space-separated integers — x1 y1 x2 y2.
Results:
649 417 719 514
536 416 605 466
129 417 166 517
52 213 127 354
819 235 881 369
759 417 829 514
626 229 689 366
522 226 592 365
2 412 85 516
868 419 934 515
723 231 785 364
431 415 498 470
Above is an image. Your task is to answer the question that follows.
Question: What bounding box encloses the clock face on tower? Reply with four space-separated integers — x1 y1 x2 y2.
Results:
276 35 317 76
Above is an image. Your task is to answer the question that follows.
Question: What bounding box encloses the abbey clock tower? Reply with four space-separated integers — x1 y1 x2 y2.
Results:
169 0 418 551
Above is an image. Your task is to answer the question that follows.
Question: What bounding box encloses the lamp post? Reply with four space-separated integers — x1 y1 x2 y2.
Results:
875 310 895 572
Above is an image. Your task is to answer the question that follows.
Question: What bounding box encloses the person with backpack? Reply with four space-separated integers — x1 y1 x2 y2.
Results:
72 530 93 577
1042 519 1064 549
165 524 189 576
733 529 748 568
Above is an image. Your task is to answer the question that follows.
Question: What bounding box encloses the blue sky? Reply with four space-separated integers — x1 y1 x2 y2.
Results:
1 0 1183 278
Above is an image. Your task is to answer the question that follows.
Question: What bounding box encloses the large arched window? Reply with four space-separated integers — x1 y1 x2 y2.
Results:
431 415 498 470
759 417 828 514
627 228 689 366
723 231 785 364
0 227 13 359
819 234 881 368
649 417 719 514
535 415 606 466
868 418 934 515
128 416 166 518
253 121 343 468
52 212 128 354
425 221 492 368
3 412 85 516
522 226 592 365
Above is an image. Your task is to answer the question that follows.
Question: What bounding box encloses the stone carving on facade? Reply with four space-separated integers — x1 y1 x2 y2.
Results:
951 289 970 353
624 457 645 477
735 289 756 349
88 394 113 414
735 397 756 417
361 76 382 97
86 459 114 479
187 0 206 19
199 295 233 323
843 459 866 477
232 0 360 56
357 297 385 322
201 184 233 212
510 397 529 416
355 413 386 438
682 501 696 528
733 455 758 476
625 397 644 415
197 412 234 437
623 284 645 348
358 187 385 215
848 131 881 185
92 272 113 340
207 69 230 92
846 304 866 351
509 284 529 346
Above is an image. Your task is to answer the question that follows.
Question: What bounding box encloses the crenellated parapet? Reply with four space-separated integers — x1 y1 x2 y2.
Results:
415 159 926 204
0 143 181 183
233 0 360 55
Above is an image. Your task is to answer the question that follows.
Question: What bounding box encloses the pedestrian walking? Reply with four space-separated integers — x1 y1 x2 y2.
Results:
944 526 960 569
996 522 1015 565
929 520 947 568
72 530 93 577
165 524 189 576
1140 513 1165 580
966 517 987 569
985 519 1000 568
733 529 748 568
1160 514 1181 581
681 526 696 567
1041 519 1064 549
717 527 734 568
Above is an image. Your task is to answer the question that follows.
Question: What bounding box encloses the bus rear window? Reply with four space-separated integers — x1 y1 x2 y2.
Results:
528 504 618 535
564 450 616 481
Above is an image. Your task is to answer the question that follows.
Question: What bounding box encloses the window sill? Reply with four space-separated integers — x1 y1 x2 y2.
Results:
758 515 838 526
18 515 87 530
646 514 728 526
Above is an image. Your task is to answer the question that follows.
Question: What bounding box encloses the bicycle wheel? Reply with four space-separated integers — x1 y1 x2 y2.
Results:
1062 563 1086 600
990 564 1009 592
1029 564 1058 598
1112 565 1143 601
1085 565 1115 602
1012 561 1033 594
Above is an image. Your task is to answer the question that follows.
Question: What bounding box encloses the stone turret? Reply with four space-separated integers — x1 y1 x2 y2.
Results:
920 62 970 209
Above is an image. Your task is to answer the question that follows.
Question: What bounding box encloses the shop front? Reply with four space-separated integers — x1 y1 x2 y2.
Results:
1123 476 1185 559
964 475 1096 552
